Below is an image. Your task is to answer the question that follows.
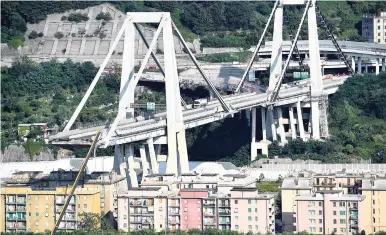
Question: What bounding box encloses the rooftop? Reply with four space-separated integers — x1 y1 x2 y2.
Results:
230 187 258 192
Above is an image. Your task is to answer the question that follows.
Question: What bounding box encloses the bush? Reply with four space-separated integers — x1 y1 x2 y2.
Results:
38 32 44 37
54 32 64 39
62 49 66 54
7 38 24 49
61 15 68 21
95 12 112 21
67 13 89 23
28 30 39 39
71 33 76 37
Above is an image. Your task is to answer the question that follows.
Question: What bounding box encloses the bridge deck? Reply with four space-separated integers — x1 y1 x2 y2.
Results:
50 77 347 146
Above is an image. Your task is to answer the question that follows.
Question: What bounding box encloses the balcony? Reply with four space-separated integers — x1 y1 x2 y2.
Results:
349 216 358 220
203 211 216 217
168 220 180 224
203 201 216 207
350 224 359 229
218 210 231 215
349 206 358 211
219 220 231 225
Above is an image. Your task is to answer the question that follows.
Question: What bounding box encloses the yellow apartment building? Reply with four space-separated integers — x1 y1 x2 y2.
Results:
0 157 126 233
360 178 386 234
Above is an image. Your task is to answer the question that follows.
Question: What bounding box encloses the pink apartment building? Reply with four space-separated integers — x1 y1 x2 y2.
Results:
230 187 276 234
295 190 365 235
117 185 276 233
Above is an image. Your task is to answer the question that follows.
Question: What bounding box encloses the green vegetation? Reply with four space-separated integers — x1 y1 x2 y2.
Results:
95 12 112 21
197 51 253 63
67 13 89 23
25 139 45 159
257 180 282 193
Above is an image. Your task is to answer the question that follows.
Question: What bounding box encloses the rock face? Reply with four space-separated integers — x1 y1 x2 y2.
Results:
1 145 30 163
1 3 199 67
1 144 75 163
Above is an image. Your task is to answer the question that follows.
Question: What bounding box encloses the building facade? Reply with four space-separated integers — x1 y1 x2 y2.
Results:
362 12 386 44
294 191 365 235
117 177 276 234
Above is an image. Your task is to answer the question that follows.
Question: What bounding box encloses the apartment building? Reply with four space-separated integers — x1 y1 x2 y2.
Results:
117 173 276 233
360 178 386 234
1 186 101 233
362 12 386 44
294 191 365 235
0 157 126 233
280 177 313 232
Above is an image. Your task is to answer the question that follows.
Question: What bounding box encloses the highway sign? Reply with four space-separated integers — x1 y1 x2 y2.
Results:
147 102 156 111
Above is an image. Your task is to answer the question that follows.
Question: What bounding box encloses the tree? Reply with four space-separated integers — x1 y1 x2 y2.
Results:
360 230 366 235
28 30 39 39
7 38 24 49
258 173 265 182
78 212 100 232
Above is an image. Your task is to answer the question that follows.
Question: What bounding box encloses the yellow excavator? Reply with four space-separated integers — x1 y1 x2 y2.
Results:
51 131 102 235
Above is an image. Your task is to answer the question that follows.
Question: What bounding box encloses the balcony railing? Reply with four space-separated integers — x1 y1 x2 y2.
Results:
349 216 358 220
349 206 358 211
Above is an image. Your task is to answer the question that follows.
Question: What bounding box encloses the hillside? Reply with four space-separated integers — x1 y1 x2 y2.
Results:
2 1 386 49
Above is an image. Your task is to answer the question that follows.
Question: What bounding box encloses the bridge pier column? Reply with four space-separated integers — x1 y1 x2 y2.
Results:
375 58 380 75
251 107 257 161
139 145 150 177
382 58 385 72
277 107 286 143
261 108 267 141
365 64 368 73
351 56 356 73
296 101 305 140
288 106 297 140
121 144 138 188
147 138 159 174
267 109 277 141
358 57 362 74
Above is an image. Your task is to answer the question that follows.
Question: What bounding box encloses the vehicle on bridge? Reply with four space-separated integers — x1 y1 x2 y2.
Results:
193 98 208 108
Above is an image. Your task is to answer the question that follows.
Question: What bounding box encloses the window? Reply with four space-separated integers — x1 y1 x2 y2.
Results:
45 213 49 217
248 225 252 230
46 222 49 227
248 208 252 213
198 217 201 221
235 200 238 204
197 200 200 204
235 225 239 229
309 219 316 224
333 219 337 224
333 211 336 215
45 196 48 200
35 196 39 200
319 210 322 215
255 216 258 221
184 200 187 203
255 208 257 212
373 200 375 205
197 208 200 212
255 225 258 230
308 210 315 215
333 202 336 207
84 204 87 208
319 228 323 233
309 227 316 232
46 204 49 209
340 219 346 224
334 228 337 232
318 202 322 207
35 222 39 226
78 204 80 208
373 191 375 196
35 204 38 209
184 208 188 212
160 224 162 228
319 219 322 224
234 208 238 213
341 228 346 233
248 216 252 221
235 216 238 221
36 212 39 216
248 199 251 204
340 211 345 216
308 202 315 207
339 202 345 207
